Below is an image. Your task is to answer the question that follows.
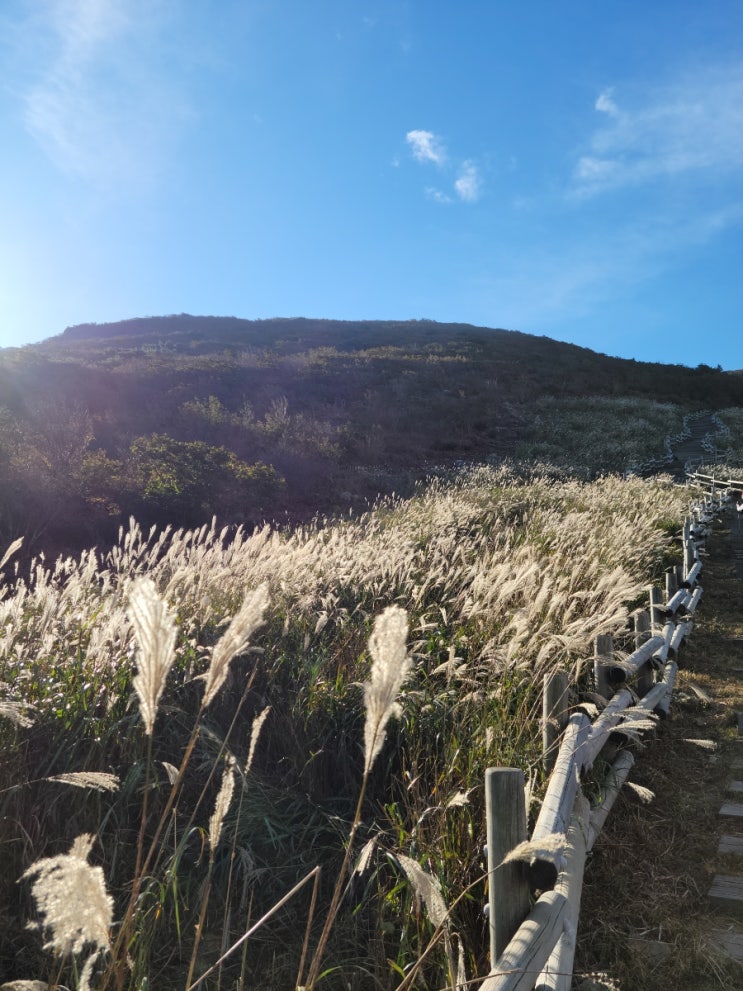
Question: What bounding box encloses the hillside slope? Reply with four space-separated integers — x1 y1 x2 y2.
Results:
1 315 741 558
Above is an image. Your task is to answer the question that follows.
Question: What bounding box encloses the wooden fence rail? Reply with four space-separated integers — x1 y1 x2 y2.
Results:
625 410 734 479
686 470 743 494
479 482 731 990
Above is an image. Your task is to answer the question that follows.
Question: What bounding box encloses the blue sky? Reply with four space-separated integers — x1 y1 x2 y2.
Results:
1 1 741 368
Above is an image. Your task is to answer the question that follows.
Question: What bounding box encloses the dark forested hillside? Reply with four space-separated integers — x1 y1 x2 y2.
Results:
1 314 741 558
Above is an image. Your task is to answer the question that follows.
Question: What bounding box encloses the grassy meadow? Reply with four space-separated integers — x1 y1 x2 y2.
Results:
514 397 687 475
0 463 693 990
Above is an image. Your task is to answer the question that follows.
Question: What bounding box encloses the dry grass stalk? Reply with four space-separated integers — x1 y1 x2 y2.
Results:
161 761 179 784
625 781 655 804
45 772 120 793
0 701 33 728
363 604 412 774
396 853 448 929
352 836 378 878
201 583 269 707
0 981 49 990
22 834 112 988
245 706 270 774
208 756 236 852
0 537 24 571
502 832 567 868
127 577 177 735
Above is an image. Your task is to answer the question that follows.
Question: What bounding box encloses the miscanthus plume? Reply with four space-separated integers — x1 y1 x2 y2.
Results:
201 583 269 707
363 605 411 775
22 834 113 988
127 578 177 736
208 756 236 853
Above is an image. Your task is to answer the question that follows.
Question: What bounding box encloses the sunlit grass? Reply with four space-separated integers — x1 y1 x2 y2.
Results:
0 465 690 989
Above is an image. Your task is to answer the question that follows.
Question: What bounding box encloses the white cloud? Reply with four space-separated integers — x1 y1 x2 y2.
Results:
573 63 743 196
454 161 481 202
595 88 620 117
405 130 484 202
406 129 446 165
17 0 185 188
425 187 451 204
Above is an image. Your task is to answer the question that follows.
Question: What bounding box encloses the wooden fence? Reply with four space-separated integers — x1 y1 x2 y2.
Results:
686 470 743 496
624 410 733 479
478 484 730 990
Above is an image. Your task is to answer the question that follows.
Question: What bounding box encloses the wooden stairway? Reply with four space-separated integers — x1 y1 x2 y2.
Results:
708 757 743 959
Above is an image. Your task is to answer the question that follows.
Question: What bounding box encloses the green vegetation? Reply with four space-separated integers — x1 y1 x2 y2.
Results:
515 396 687 476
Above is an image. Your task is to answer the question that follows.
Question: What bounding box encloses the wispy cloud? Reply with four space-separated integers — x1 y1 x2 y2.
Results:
573 63 743 196
455 161 481 202
479 200 743 335
406 130 483 202
406 129 446 165
17 0 186 188
425 187 452 204
594 88 620 118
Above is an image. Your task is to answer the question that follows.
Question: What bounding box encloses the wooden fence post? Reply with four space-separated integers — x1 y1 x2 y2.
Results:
665 567 678 600
485 768 530 965
685 539 696 578
543 671 569 773
593 634 613 699
633 610 653 697
649 586 664 633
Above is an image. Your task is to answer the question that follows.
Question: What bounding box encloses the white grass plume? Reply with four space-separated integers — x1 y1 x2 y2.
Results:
245 706 270 775
208 756 236 852
612 710 658 744
0 701 34 728
22 833 113 961
161 761 179 785
45 772 119 793
0 981 49 990
501 832 567 868
446 790 471 809
201 584 269 708
363 605 411 775
396 853 448 929
626 781 655 804
352 837 378 878
127 578 177 736
682 738 717 751
0 537 23 571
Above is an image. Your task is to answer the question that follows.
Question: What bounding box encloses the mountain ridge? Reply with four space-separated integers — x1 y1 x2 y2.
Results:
2 312 742 559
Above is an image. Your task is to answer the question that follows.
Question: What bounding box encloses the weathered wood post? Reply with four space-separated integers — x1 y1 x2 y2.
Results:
542 671 569 773
682 515 691 546
683 517 696 578
633 609 654 697
593 633 613 699
649 586 664 633
665 567 678 601
485 768 530 966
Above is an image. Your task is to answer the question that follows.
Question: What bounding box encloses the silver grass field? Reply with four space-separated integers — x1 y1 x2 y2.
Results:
0 465 693 990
